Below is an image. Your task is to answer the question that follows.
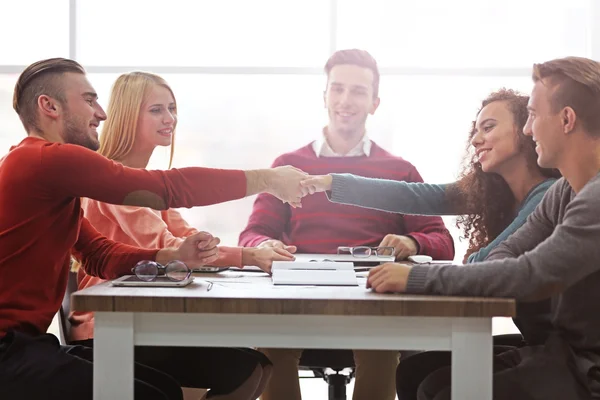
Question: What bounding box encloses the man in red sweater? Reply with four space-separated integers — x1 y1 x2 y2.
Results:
238 49 455 400
0 58 307 400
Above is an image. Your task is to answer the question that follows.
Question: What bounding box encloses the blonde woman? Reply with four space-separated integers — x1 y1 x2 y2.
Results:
70 72 290 400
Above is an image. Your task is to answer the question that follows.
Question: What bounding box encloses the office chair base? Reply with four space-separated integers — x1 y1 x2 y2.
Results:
325 372 353 400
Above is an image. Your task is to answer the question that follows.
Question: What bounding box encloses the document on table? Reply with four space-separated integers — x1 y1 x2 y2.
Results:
271 261 358 286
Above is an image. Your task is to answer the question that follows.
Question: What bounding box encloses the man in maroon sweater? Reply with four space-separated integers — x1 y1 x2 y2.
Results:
0 58 308 400
238 49 455 400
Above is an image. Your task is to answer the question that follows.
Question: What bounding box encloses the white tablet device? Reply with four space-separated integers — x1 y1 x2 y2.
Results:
111 275 194 287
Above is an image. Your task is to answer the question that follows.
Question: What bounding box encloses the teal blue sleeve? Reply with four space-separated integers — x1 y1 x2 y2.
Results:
328 173 466 215
467 191 546 263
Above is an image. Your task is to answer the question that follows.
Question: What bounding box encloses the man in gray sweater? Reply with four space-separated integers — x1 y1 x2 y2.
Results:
323 56 600 399
380 58 600 398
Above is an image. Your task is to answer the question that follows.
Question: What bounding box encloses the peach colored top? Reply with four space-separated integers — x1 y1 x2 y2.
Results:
69 198 242 341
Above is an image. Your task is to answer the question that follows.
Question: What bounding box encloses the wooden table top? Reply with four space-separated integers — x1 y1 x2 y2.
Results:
71 271 516 318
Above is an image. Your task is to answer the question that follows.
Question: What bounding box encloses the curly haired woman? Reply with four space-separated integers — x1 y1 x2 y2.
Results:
300 88 561 400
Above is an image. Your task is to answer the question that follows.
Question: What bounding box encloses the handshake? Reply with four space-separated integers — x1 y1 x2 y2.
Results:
262 166 333 207
167 168 333 271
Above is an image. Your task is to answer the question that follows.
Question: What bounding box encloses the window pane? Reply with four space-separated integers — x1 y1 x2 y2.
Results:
0 75 27 154
0 1 69 64
378 75 532 182
337 0 590 68
77 0 330 66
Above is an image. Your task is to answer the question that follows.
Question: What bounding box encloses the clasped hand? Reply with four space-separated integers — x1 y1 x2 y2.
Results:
268 169 333 208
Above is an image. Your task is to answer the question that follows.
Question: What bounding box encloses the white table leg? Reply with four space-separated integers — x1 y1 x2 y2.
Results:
94 312 134 400
451 318 493 400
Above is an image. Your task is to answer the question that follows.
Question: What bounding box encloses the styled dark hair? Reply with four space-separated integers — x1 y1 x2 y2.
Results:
324 49 380 98
13 58 85 133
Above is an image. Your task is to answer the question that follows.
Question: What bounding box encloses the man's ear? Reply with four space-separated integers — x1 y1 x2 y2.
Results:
562 106 577 134
369 97 381 115
323 90 327 109
37 95 62 120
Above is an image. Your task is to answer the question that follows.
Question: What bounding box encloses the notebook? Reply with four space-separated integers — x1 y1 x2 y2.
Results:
293 253 394 266
271 261 358 286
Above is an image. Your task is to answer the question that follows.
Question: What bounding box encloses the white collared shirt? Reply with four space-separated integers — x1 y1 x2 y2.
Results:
312 128 372 157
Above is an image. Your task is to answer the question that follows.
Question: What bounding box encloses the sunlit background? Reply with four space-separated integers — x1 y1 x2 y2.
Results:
2 1 599 397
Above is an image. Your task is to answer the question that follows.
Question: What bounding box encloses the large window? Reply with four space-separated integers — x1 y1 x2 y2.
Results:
337 0 590 68
0 1 70 64
2 0 599 262
76 0 331 67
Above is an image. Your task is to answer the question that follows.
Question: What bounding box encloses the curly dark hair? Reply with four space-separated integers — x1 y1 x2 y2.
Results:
447 89 561 262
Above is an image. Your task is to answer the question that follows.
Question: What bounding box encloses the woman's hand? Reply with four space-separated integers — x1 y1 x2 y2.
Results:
242 247 296 274
300 174 333 196
157 231 220 267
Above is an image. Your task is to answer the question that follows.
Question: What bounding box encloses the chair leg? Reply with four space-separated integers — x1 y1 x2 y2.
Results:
326 374 349 400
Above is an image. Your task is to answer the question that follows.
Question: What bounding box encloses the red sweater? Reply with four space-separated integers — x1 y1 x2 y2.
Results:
0 137 246 336
239 142 454 259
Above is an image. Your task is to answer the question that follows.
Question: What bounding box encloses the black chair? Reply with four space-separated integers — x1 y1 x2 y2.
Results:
299 349 356 400
57 269 79 345
300 349 419 400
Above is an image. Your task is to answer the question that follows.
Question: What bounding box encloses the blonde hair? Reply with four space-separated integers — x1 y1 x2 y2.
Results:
99 71 177 167
532 56 600 135
73 73 177 274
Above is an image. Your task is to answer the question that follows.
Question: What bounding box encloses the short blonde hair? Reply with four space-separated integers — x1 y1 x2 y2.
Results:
532 56 600 134
99 72 177 167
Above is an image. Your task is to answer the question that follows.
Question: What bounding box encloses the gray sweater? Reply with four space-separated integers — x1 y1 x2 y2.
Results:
405 174 600 372
328 173 558 345
328 173 556 263
332 172 600 376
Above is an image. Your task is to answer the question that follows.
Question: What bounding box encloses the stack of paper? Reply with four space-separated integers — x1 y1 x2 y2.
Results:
271 261 358 286
293 253 394 266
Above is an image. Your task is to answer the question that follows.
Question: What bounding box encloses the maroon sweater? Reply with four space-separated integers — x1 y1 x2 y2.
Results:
239 142 455 259
0 137 247 336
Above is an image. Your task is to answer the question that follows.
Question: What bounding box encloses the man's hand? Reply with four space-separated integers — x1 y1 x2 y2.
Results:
300 174 333 196
157 231 220 268
244 166 307 207
366 262 412 293
379 234 419 260
265 166 307 207
258 239 298 253
242 247 296 274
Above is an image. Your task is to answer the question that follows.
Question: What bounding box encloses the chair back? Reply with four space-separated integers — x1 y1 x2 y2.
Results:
58 269 79 345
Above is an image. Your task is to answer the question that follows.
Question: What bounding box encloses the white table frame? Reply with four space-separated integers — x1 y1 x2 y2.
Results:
93 312 493 400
